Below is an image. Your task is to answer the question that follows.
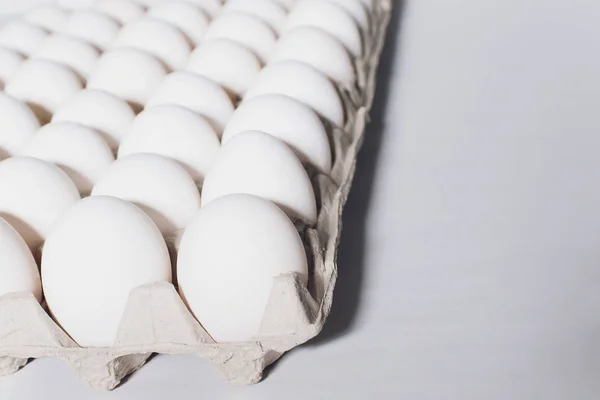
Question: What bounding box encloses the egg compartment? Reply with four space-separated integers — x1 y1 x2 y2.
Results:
0 0 393 389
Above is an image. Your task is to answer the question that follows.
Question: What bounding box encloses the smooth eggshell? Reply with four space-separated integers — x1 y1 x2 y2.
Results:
0 20 48 56
324 0 370 32
224 0 286 33
0 217 42 301
186 39 262 98
4 59 83 122
146 71 235 135
87 48 168 108
222 94 332 172
178 193 308 342
32 34 100 79
270 26 355 86
244 60 344 127
0 157 80 251
0 93 40 157
92 153 201 235
93 1 145 24
114 18 191 71
23 122 114 195
203 12 276 63
0 47 23 88
24 4 70 32
284 0 363 58
202 131 317 223
52 89 136 152
63 10 121 49
148 2 210 45
42 196 172 347
272 0 296 11
118 105 220 183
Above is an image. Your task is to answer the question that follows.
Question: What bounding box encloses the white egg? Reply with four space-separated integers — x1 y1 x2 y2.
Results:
324 0 370 32
204 12 276 63
63 10 121 50
146 71 235 136
118 105 220 183
0 217 41 301
148 2 210 45
4 59 83 122
23 122 114 196
284 0 363 58
187 40 262 98
58 0 95 10
271 26 355 86
93 1 145 24
32 34 100 79
87 48 168 108
184 0 222 18
272 0 296 11
52 89 136 152
24 4 70 32
0 93 40 157
245 61 344 127
203 131 317 223
224 0 286 33
0 20 48 56
92 153 201 235
178 193 308 342
42 196 172 347
0 157 80 251
0 48 24 89
222 94 331 173
114 18 191 71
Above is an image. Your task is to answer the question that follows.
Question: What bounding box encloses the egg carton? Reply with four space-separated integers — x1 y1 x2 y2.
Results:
0 0 393 390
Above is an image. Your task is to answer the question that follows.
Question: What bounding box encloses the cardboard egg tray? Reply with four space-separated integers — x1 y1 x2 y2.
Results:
0 0 393 389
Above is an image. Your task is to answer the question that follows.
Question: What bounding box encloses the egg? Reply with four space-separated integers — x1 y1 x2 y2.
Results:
0 157 80 251
284 0 363 58
87 48 168 108
202 131 317 223
272 0 296 11
184 0 222 18
92 153 201 235
222 94 332 173
24 4 70 32
58 0 95 10
223 0 286 33
145 71 235 136
324 0 370 32
23 122 114 196
178 193 308 342
204 12 276 63
0 93 40 157
0 217 42 301
148 2 210 45
42 196 172 347
52 89 136 152
244 61 344 127
186 39 262 98
93 1 145 24
0 48 24 89
118 105 220 183
63 10 121 50
270 26 355 86
0 20 48 56
4 59 83 123
114 18 191 71
32 34 100 79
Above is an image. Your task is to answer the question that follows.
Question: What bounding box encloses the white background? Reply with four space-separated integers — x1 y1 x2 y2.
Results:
3 0 600 398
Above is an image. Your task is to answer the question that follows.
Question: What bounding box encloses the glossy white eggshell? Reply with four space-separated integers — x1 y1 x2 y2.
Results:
0 217 42 301
63 10 121 49
148 2 210 45
146 71 235 135
87 48 168 107
92 153 201 235
0 157 80 251
244 60 344 127
224 0 286 33
178 193 308 342
24 4 70 32
52 89 136 152
114 18 191 71
204 12 276 63
186 39 262 98
270 26 355 86
0 20 48 56
42 196 172 347
0 47 23 88
32 34 100 79
118 105 220 183
0 93 40 157
93 1 145 24
23 122 114 195
222 94 332 172
324 0 370 32
202 131 317 223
